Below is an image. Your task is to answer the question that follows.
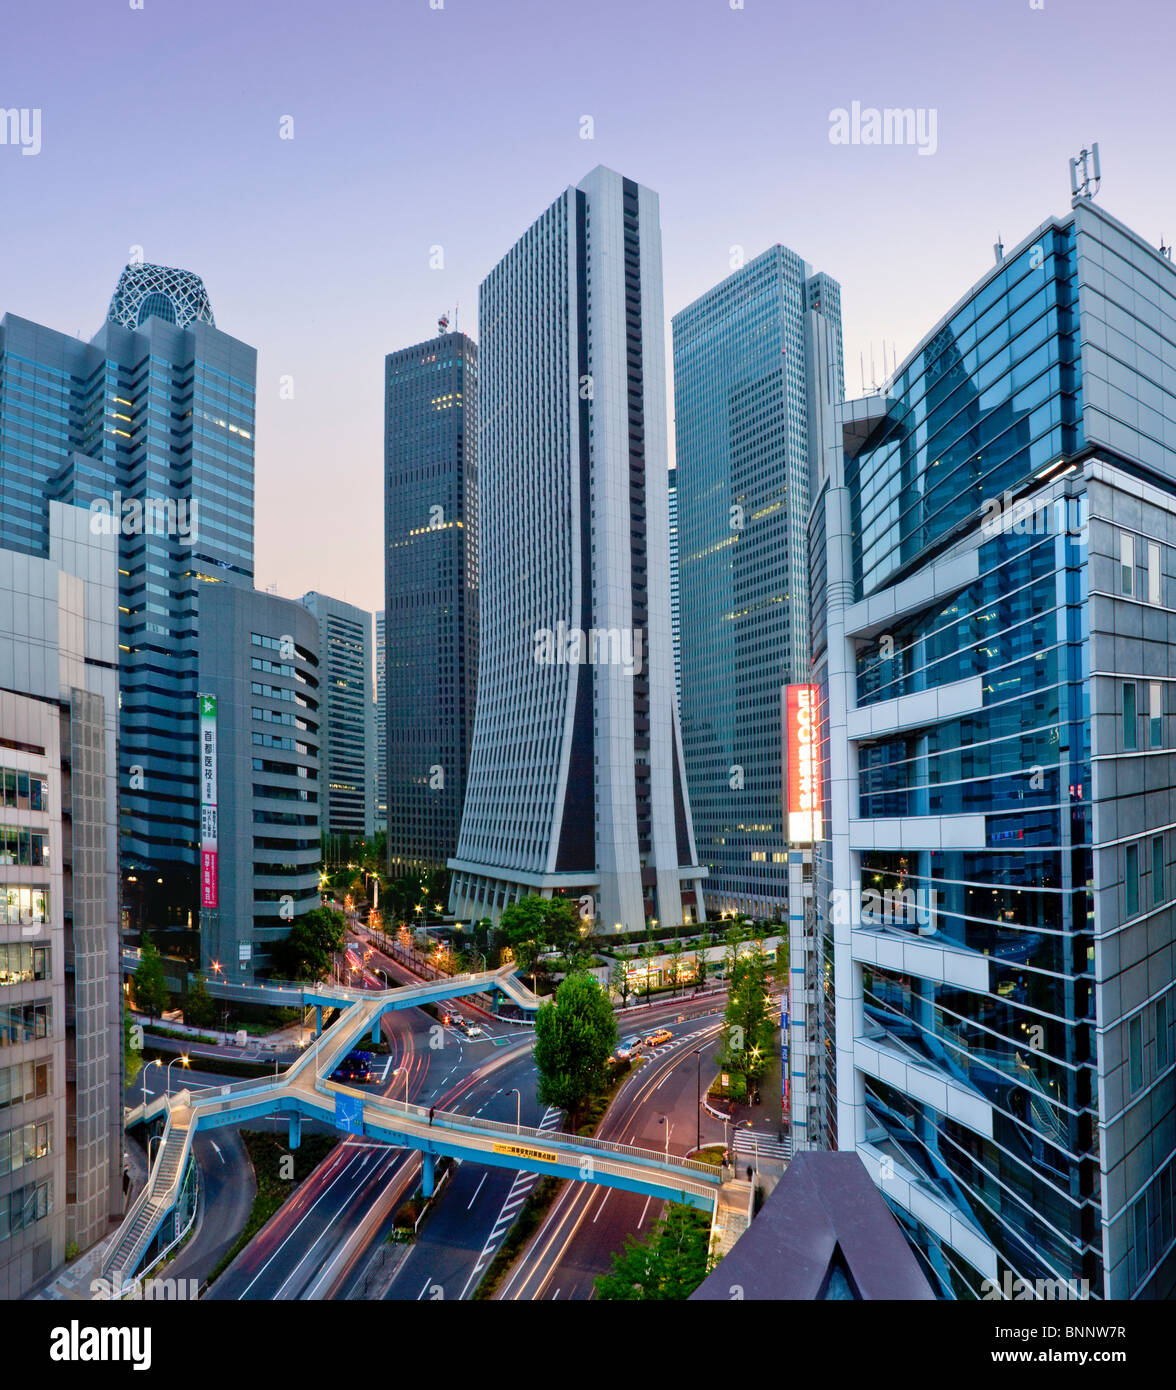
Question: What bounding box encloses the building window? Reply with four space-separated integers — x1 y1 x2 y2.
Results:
1123 682 1137 750
1158 997 1170 1075
1126 842 1139 918
1148 543 1161 604
1151 683 1163 748
1129 1013 1144 1094
1121 534 1135 595
1154 835 1165 907
1132 1191 1151 1288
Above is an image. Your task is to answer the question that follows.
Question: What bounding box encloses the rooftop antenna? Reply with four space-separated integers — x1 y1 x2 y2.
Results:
1161 237 1172 262
994 234 1004 264
860 351 865 396
438 311 449 335
1069 143 1101 200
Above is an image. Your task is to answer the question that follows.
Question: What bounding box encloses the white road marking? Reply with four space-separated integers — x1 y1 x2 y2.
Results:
210 1141 224 1163
592 1188 611 1222
417 1275 433 1301
467 1172 488 1209
636 1194 652 1230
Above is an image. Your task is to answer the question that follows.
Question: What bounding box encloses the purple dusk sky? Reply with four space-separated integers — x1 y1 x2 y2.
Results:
2 0 1172 614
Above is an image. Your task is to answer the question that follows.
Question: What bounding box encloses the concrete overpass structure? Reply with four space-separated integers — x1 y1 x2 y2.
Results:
110 968 722 1289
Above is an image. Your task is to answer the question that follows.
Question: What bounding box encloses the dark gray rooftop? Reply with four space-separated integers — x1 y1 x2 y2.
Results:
691 1151 936 1300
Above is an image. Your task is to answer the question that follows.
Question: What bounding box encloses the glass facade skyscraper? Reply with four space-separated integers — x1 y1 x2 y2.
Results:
384 331 478 872
0 263 256 928
810 195 1176 1299
673 247 843 918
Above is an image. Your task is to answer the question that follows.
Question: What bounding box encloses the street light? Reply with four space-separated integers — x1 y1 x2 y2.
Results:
509 1088 522 1134
165 1055 190 1108
659 1114 674 1158
695 1048 703 1151
141 1058 159 1111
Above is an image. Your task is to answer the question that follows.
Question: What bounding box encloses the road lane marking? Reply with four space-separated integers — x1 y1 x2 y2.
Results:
592 1188 611 1222
210 1141 224 1163
636 1195 652 1230
467 1173 488 1210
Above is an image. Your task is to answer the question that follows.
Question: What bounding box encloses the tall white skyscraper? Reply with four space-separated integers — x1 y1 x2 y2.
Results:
449 167 706 932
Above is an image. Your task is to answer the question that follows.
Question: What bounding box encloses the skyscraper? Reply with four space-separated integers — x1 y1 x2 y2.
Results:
667 465 681 707
808 191 1176 1299
0 263 256 931
197 588 321 981
384 330 478 873
374 611 387 833
449 167 706 932
673 247 843 919
299 592 375 841
0 503 121 1297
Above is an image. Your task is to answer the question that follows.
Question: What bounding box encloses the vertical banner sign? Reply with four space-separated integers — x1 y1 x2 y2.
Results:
782 1006 790 1114
199 694 218 909
785 684 822 844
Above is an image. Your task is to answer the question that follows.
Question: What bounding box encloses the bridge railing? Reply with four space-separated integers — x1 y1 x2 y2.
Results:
324 1083 716 1179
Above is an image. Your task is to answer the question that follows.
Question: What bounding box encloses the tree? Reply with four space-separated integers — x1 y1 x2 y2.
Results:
499 896 550 989
123 998 142 1087
594 1203 711 1300
609 959 633 1008
186 973 216 1028
692 950 707 993
533 973 617 1130
667 939 685 997
271 906 346 982
719 943 774 1081
133 936 169 1022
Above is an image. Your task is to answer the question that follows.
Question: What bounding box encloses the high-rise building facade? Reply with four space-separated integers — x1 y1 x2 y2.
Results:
299 592 374 840
449 167 706 932
809 193 1176 1299
0 504 121 1297
667 466 681 707
673 247 843 919
374 611 387 832
197 587 320 981
384 331 478 872
0 264 256 930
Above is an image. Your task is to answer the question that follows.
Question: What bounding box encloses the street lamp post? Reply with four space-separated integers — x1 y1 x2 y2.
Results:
141 1058 159 1112
695 1048 703 1151
509 1088 522 1134
660 1114 674 1158
165 1055 190 1110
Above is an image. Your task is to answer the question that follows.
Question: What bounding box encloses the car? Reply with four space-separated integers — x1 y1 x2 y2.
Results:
643 1028 673 1047
614 1035 643 1060
464 1025 484 1038
331 1049 376 1083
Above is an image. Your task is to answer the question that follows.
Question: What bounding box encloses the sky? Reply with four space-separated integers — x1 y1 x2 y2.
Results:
2 0 1173 614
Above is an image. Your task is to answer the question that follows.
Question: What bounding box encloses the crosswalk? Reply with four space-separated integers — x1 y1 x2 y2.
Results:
732 1128 792 1163
638 1023 717 1057
459 1104 562 1298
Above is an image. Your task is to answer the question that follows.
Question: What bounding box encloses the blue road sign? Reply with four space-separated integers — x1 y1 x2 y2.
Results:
335 1093 363 1134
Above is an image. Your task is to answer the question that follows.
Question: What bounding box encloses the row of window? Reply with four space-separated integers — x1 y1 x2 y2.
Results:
0 769 48 814
0 826 48 868
1125 991 1170 1097
0 1059 50 1110
0 945 50 988
1119 533 1163 604
0 1119 50 1177
1122 681 1164 750
0 1178 50 1243
0 889 49 927
0 1001 50 1048
1131 1153 1176 1291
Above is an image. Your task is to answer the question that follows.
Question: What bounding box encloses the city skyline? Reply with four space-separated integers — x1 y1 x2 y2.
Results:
3 0 1171 614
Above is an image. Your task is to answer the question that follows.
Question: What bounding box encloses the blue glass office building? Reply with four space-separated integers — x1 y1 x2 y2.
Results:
810 195 1176 1298
0 264 256 925
673 247 843 918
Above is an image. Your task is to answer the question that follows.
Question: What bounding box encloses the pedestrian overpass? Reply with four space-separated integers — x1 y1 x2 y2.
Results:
109 967 721 1289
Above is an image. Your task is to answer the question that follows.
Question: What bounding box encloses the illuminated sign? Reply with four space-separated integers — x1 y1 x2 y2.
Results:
785 684 822 843
199 693 218 909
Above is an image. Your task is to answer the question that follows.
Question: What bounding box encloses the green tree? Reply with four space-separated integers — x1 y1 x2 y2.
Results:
133 936 170 1022
594 1203 711 1300
692 950 707 993
719 943 774 1080
186 973 216 1028
533 973 617 1129
667 939 685 997
499 896 550 989
271 906 346 982
609 959 633 1008
123 998 142 1087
